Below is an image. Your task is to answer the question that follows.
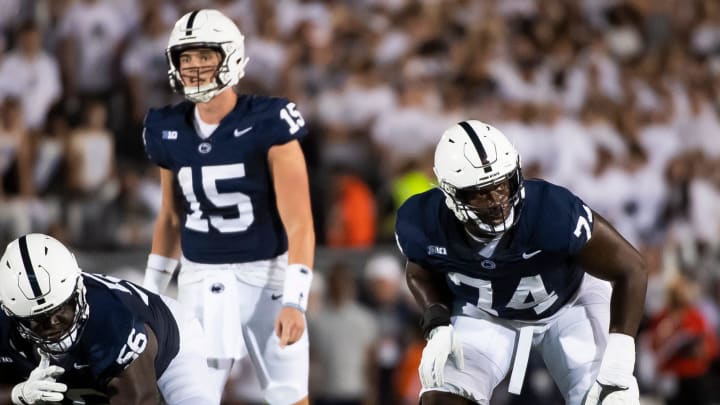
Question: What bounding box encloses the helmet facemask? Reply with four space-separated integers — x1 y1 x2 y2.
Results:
4 280 89 355
441 167 525 238
167 44 234 103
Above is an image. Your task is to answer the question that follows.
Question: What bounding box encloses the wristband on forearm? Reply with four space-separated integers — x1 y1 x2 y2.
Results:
420 303 451 338
281 263 313 312
143 254 178 294
147 254 178 273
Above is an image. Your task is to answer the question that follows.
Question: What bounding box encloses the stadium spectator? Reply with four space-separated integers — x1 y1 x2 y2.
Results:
0 21 62 131
0 98 34 243
65 99 117 247
648 275 719 405
308 262 378 405
362 253 412 405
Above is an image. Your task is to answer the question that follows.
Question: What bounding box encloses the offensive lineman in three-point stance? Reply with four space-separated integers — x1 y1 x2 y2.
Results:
396 120 646 405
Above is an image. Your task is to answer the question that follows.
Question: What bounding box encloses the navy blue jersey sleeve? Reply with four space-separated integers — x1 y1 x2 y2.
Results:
263 98 308 149
0 316 31 384
142 108 173 169
86 310 149 387
531 182 594 255
395 195 434 269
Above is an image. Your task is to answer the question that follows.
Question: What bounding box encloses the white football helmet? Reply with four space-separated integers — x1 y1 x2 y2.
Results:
0 234 88 354
166 9 250 103
434 120 525 237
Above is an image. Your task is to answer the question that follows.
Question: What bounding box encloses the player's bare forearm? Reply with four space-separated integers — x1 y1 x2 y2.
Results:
577 212 648 336
150 168 182 257
607 263 647 336
405 261 453 310
150 216 181 257
269 141 315 268
285 221 315 268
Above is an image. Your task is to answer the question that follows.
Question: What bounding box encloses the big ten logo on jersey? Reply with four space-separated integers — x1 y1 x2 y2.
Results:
116 327 148 366
62 388 109 405
279 102 305 135
162 130 178 140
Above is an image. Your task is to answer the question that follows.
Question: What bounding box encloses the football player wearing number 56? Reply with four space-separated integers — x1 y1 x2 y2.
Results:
0 234 218 404
395 121 647 405
141 9 314 405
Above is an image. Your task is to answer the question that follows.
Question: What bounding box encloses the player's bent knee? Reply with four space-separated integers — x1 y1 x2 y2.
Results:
420 391 478 405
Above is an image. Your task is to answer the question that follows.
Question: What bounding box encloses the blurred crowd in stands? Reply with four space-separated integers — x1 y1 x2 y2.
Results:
1 0 720 404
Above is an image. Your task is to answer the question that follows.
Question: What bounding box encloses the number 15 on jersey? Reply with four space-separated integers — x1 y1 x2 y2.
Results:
177 163 255 233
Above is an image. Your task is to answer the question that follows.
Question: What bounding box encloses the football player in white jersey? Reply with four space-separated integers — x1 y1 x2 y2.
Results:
396 121 647 405
141 9 314 405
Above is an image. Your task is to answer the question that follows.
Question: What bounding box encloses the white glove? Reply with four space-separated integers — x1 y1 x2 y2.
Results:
11 352 67 404
584 333 640 405
142 254 178 294
419 325 464 388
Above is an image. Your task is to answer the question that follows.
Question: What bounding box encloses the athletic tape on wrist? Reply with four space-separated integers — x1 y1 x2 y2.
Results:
282 264 313 312
146 254 178 273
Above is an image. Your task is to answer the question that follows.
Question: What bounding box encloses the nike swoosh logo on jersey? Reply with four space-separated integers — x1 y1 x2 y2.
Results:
597 381 629 402
234 126 253 137
73 362 90 369
271 293 283 300
522 250 542 259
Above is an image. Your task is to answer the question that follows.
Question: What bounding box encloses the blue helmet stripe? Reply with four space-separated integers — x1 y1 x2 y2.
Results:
18 236 46 304
185 10 200 36
458 121 492 173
